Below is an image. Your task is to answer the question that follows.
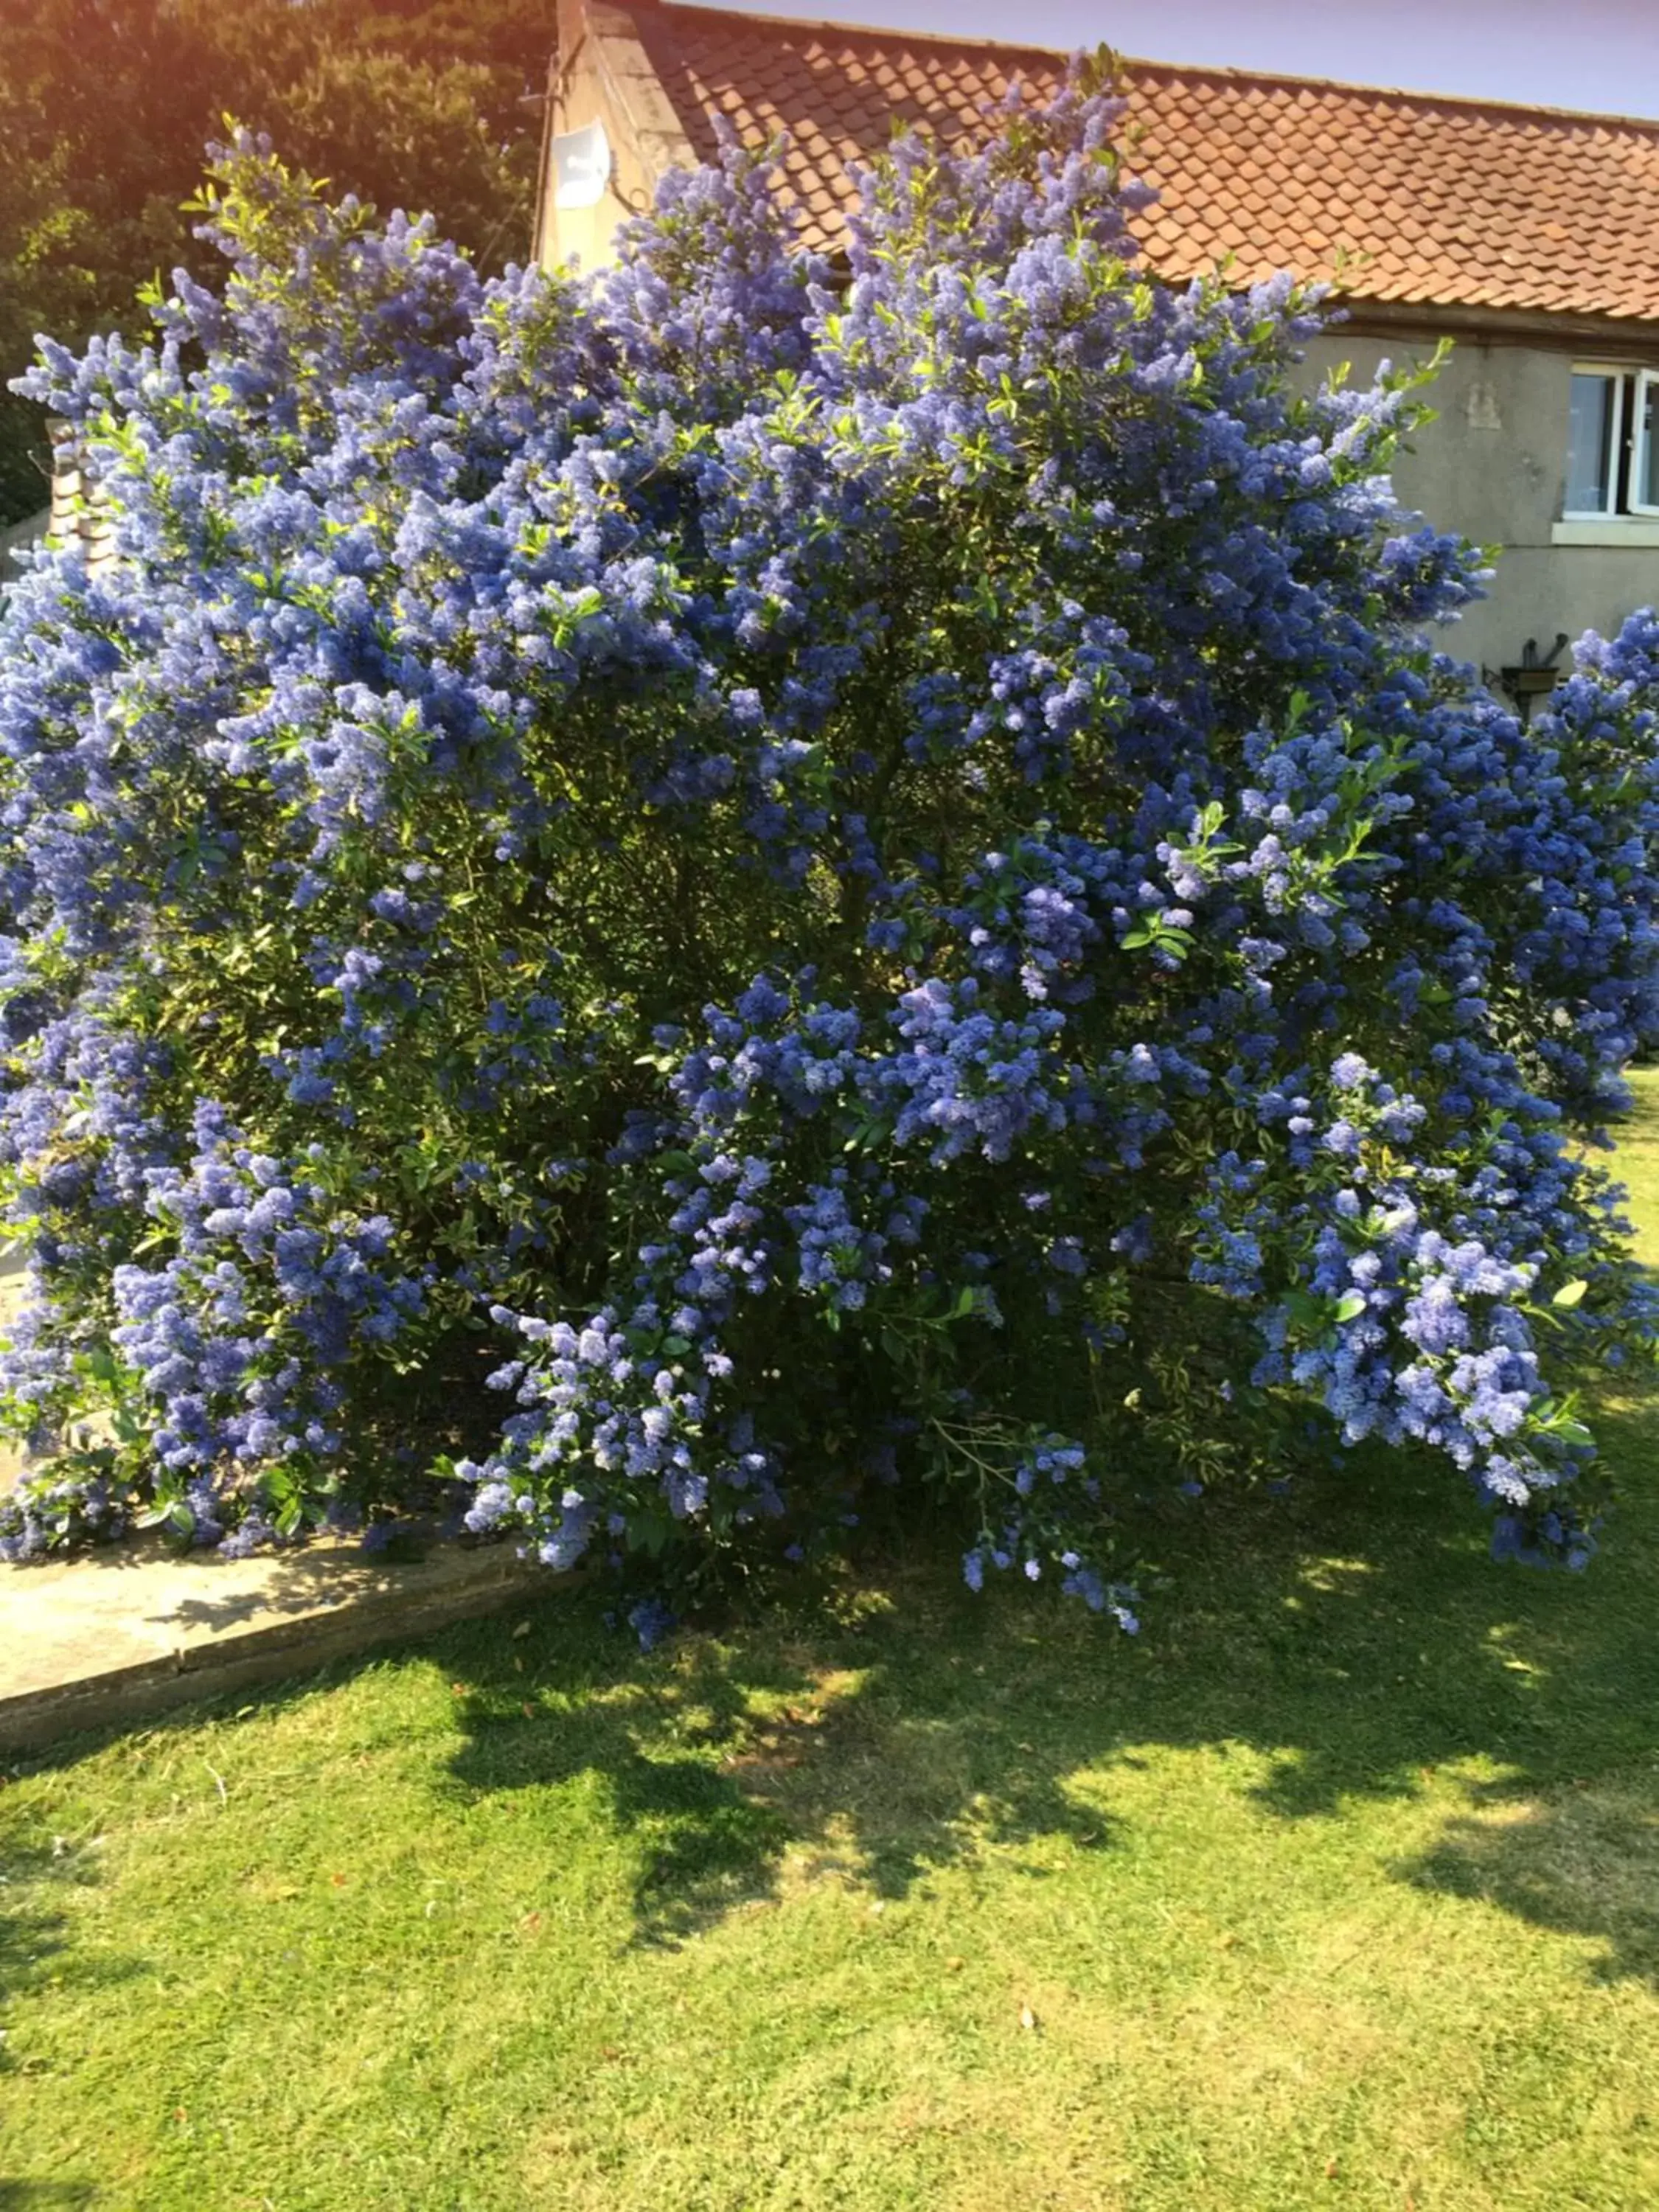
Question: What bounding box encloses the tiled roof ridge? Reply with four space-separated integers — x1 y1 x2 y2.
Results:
649 0 1659 141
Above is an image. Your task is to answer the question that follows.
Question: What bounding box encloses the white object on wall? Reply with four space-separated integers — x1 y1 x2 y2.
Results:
552 121 612 210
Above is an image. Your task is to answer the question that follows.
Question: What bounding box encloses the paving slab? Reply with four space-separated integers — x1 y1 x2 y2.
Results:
0 1533 549 1751
0 1252 555 1750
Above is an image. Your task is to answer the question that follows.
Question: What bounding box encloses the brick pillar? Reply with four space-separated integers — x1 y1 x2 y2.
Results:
46 417 117 577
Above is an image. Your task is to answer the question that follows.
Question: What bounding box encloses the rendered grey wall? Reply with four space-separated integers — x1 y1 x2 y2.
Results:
1298 330 1659 681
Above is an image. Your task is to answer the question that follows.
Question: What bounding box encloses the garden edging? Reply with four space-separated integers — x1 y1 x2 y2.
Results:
0 1534 548 1751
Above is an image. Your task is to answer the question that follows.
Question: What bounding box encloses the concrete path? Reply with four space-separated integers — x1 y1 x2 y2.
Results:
1 1534 548 1750
0 1253 552 1750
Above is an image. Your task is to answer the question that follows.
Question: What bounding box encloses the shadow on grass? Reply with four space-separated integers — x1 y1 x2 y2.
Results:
1399 1771 1659 1988
10 1382 1659 1980
443 1609 1127 1947
1 1842 92 2031
1376 1394 1659 1990
0 1829 145 2033
428 1375 1659 1964
443 1631 809 1943
0 1833 142 2205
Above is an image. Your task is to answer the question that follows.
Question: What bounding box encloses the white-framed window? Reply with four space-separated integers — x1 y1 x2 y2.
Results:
1565 363 1659 518
1635 369 1659 514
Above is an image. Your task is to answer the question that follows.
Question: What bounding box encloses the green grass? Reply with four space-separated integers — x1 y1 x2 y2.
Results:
6 1089 1659 2210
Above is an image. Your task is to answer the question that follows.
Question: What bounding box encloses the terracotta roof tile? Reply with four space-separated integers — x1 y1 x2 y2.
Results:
630 2 1659 320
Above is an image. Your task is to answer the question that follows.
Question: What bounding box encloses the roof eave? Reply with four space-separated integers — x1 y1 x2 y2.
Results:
1332 296 1659 351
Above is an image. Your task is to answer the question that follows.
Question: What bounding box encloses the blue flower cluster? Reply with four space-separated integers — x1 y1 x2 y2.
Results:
0 71 1653 1597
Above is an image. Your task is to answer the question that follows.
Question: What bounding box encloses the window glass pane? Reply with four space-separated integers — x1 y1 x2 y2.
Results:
1638 377 1659 509
1567 372 1615 512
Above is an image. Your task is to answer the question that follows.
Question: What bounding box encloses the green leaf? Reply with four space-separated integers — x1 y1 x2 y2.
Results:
633 1509 673 1558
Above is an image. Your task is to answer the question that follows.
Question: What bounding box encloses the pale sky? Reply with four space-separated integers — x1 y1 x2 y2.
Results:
702 0 1659 120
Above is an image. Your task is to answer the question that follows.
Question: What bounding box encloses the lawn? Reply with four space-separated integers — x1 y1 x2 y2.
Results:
4 1089 1659 2211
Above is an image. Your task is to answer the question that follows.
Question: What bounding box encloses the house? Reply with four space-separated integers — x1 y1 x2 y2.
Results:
533 0 1659 696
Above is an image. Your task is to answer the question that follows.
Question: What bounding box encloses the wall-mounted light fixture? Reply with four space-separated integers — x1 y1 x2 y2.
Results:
552 120 612 211
1491 633 1569 725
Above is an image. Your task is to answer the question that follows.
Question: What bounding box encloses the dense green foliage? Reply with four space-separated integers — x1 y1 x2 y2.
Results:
0 0 552 522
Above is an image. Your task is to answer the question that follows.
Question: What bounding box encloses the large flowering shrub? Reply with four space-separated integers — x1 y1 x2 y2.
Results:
1 72 1656 1608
